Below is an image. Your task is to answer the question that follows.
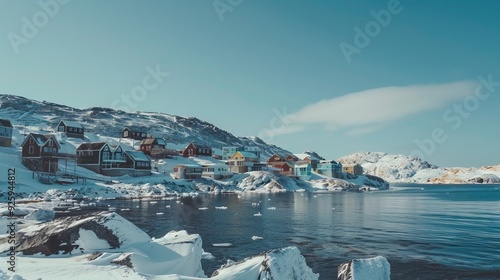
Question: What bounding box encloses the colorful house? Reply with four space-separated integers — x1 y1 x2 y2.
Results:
0 119 13 147
76 142 151 176
293 154 320 169
343 164 363 176
228 151 260 173
316 160 343 178
267 154 284 163
222 146 240 161
294 162 312 181
56 120 84 139
266 154 296 176
139 137 167 158
182 142 212 157
21 133 60 173
222 146 261 160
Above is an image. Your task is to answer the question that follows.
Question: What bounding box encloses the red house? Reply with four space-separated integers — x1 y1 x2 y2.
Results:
285 154 299 162
181 142 212 157
267 154 284 163
21 133 60 173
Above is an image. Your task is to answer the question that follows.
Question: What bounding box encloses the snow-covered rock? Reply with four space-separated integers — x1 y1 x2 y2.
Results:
212 247 319 280
234 171 311 192
338 256 390 280
339 152 500 184
23 209 55 222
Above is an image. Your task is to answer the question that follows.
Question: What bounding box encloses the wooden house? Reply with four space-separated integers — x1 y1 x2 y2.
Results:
76 142 151 176
76 142 110 173
285 154 299 162
182 142 212 157
294 154 319 169
173 164 203 180
267 154 284 163
201 163 233 180
294 162 312 181
266 154 296 176
121 127 149 140
125 151 152 176
343 164 363 176
222 146 261 160
228 151 260 173
0 119 13 147
56 120 84 139
21 133 60 173
139 137 168 158
316 160 343 178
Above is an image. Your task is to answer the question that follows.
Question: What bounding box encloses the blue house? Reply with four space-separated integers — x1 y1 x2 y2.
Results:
294 162 312 181
0 119 13 147
316 160 343 178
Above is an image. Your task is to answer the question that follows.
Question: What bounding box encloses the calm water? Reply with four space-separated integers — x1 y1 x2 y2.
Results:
106 184 500 279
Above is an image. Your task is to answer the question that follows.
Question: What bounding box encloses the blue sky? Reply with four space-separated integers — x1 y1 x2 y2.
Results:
1 0 499 167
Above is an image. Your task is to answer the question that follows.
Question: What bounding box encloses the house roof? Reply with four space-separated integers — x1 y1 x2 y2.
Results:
294 153 319 161
190 142 211 149
140 138 156 145
268 153 284 160
22 133 60 148
175 163 202 168
122 127 147 133
140 138 167 146
126 151 151 162
0 119 13 128
77 142 107 151
236 151 258 159
319 160 339 165
59 120 84 129
294 162 311 168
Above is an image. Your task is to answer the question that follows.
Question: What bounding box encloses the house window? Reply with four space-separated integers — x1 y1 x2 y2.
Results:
48 139 53 146
29 146 34 154
103 152 110 160
29 138 34 144
58 126 65 132
124 130 129 137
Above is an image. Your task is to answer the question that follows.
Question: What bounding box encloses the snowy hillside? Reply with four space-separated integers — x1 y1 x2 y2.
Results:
338 152 500 184
0 94 290 159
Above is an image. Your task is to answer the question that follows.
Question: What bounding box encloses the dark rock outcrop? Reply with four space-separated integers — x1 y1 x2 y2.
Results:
5 212 121 256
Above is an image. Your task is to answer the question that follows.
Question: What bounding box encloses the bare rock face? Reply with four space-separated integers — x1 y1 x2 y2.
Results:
338 256 390 280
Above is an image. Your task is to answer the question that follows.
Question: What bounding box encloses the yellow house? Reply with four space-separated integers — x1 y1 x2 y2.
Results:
228 151 259 173
342 164 363 175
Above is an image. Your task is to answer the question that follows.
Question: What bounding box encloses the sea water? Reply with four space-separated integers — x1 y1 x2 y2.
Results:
107 184 500 279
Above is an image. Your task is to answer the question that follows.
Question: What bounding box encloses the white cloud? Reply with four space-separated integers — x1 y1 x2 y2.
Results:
281 80 478 135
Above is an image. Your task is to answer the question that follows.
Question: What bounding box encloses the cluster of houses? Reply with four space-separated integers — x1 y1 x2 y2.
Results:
0 118 364 181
